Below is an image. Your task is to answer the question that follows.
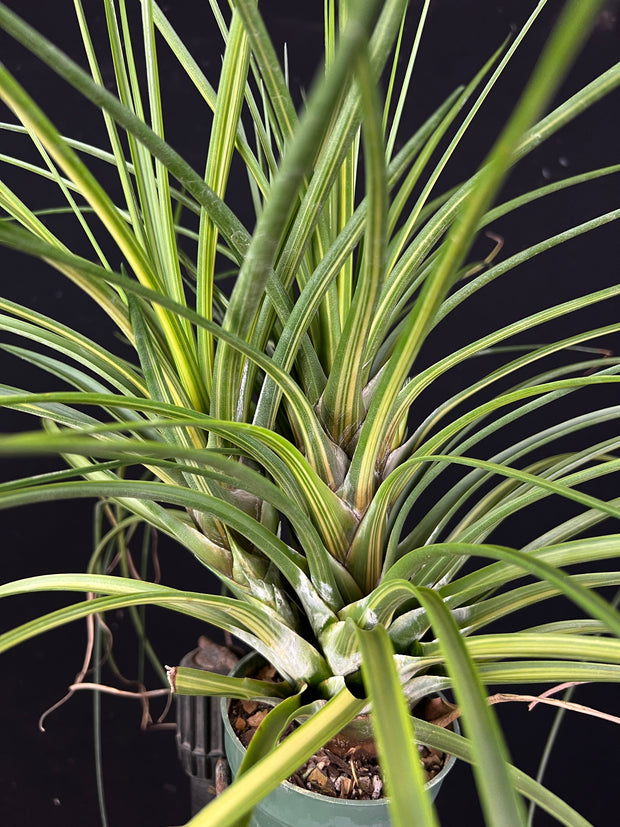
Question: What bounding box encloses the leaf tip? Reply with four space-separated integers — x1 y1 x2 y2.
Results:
165 665 177 693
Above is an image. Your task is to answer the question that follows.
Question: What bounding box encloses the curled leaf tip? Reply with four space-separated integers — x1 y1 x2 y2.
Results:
165 665 177 692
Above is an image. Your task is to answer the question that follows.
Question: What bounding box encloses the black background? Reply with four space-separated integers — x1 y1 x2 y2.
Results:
0 1 619 825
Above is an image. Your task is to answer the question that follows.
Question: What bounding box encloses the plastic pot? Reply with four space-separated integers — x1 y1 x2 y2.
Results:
221 652 457 827
176 638 239 814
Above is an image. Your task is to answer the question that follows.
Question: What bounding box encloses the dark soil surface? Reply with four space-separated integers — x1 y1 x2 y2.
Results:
229 664 455 801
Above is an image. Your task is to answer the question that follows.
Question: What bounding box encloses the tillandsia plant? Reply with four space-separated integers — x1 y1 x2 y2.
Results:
0 0 619 825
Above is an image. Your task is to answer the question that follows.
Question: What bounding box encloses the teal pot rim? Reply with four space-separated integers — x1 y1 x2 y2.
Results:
220 651 458 809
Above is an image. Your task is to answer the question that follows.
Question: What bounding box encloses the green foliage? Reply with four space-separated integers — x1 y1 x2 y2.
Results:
0 1 618 825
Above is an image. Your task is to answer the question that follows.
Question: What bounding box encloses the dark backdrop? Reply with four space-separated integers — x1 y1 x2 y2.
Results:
0 2 618 825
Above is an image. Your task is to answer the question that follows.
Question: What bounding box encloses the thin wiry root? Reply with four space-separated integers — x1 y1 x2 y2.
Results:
67 682 172 730
425 682 620 730
487 687 620 726
38 608 97 732
462 231 505 279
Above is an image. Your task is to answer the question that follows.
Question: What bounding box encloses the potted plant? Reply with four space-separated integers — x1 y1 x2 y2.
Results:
0 0 619 825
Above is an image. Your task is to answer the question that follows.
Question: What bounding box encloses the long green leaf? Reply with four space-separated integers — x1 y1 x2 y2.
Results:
197 9 250 391
210 0 385 427
357 626 438 827
318 39 387 447
0 62 207 412
412 721 592 827
169 666 291 701
414 587 526 826
346 0 612 511
384 540 620 644
0 2 248 256
0 574 328 684
0 223 339 480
